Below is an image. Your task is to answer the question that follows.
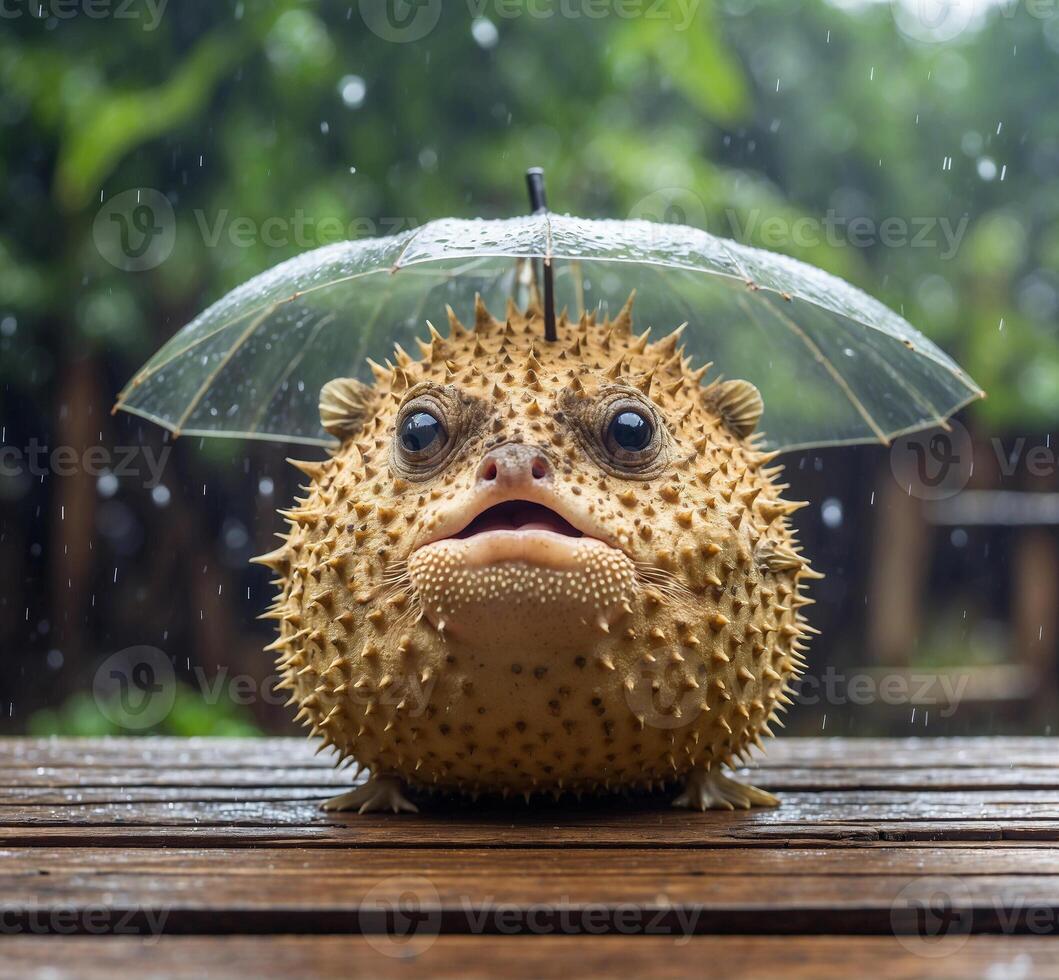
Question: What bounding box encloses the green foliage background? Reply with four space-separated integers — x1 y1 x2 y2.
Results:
3 1 1057 425
1 0 1056 734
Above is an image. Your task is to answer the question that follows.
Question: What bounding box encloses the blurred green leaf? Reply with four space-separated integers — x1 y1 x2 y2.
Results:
54 32 247 212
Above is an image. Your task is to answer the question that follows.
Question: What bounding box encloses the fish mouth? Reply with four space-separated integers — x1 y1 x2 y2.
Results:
415 496 610 573
408 491 635 640
412 485 620 559
453 499 584 541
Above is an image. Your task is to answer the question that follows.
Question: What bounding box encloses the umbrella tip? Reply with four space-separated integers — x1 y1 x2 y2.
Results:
525 168 548 214
524 168 556 342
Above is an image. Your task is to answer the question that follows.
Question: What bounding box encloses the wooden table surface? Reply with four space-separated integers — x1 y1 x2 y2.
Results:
2 736 1058 978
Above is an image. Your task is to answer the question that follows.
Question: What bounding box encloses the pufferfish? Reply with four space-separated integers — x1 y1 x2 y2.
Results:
254 294 820 813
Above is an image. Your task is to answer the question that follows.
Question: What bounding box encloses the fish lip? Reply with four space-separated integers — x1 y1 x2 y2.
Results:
412 486 622 557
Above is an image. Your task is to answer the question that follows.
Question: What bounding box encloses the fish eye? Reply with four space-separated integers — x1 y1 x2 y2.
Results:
399 410 446 457
606 408 653 455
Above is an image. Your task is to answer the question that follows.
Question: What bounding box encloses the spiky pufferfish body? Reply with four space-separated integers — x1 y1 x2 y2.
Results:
257 296 818 808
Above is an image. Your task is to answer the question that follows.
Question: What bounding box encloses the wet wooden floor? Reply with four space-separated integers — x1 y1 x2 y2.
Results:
2 736 1058 978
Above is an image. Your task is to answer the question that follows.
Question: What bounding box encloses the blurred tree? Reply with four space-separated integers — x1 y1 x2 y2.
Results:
0 0 1055 732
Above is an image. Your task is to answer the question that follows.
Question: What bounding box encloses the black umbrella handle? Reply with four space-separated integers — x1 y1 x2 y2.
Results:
525 168 557 342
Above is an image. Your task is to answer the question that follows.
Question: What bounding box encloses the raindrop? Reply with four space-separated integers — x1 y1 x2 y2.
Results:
151 485 171 507
821 497 843 529
950 528 968 548
223 519 249 551
96 472 119 498
977 157 997 181
259 477 275 496
471 16 499 49
338 74 366 109
961 131 982 155
418 147 438 172
0 316 15 337
46 649 63 670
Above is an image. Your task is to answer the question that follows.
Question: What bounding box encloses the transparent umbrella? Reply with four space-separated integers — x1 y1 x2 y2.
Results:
114 184 982 452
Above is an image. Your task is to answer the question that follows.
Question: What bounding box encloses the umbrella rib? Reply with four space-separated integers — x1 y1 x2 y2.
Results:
742 293 891 445
389 224 427 272
853 333 956 433
171 300 280 437
766 389 985 452
571 260 585 317
245 311 338 436
712 235 754 284
115 267 384 399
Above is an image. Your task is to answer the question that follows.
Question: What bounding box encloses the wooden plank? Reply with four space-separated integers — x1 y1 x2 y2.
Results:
7 785 1059 812
2 737 1057 955
0 847 1058 937
1 792 1058 843
4 936 1059 980
0 823 1017 848
6 765 1059 792
4 844 1059 876
2 736 1056 770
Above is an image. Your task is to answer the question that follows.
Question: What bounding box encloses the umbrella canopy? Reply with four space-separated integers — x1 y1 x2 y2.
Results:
114 213 983 452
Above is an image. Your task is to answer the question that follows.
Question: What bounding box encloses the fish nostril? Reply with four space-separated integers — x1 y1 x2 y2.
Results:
480 459 498 482
531 457 549 480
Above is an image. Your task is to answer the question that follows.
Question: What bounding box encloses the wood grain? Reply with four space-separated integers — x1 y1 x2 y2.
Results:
2 736 1057 976
4 936 1059 980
